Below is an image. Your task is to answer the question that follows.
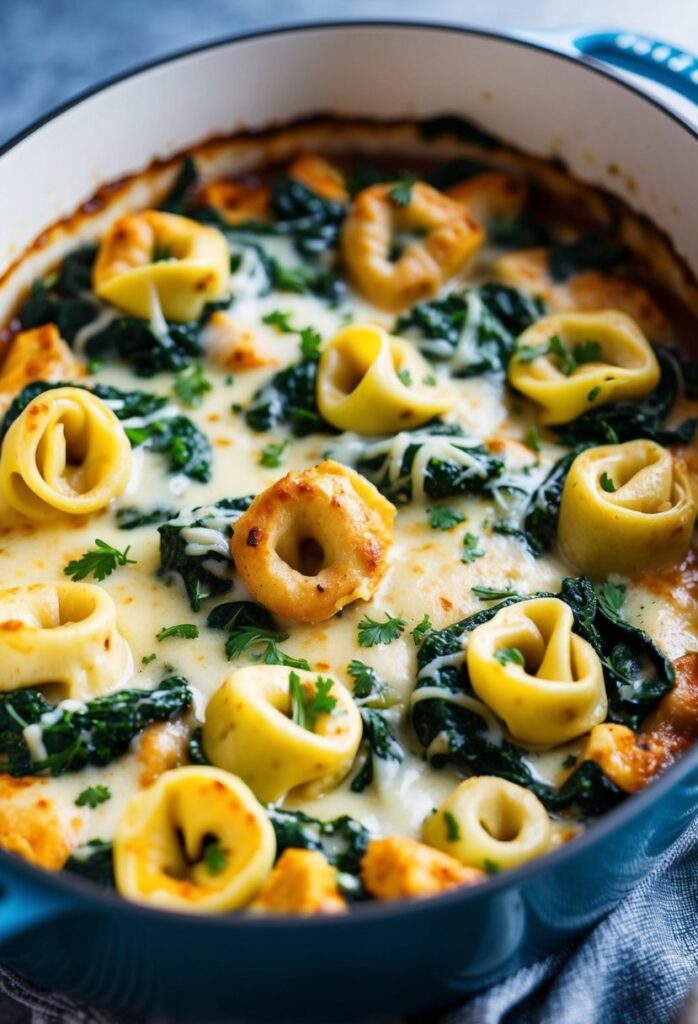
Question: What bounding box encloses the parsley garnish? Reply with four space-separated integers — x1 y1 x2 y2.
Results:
443 810 460 841
397 368 413 386
596 581 626 620
423 374 437 386
573 339 603 364
472 585 520 601
64 540 136 582
518 335 603 377
87 358 104 375
203 840 228 876
587 385 601 402
141 653 156 666
428 506 465 530
411 613 433 647
388 173 418 207
483 858 501 875
156 623 199 641
524 425 541 452
358 612 407 648
173 363 212 408
495 646 525 667
206 601 310 670
347 659 386 701
289 672 337 731
600 472 616 492
299 327 322 358
461 533 484 564
262 310 295 333
259 439 290 468
75 785 111 808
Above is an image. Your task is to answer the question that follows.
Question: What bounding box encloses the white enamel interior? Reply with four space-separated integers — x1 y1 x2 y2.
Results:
0 24 696 277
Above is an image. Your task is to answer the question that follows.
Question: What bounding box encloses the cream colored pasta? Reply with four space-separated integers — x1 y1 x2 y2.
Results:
0 386 131 519
508 310 660 423
558 440 696 577
113 766 276 913
467 598 607 745
316 323 453 434
422 777 553 871
203 666 362 803
0 582 131 699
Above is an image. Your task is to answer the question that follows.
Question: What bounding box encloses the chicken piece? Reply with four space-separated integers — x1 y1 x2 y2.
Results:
203 311 277 372
0 775 83 870
250 849 346 915
137 718 191 788
361 836 484 901
0 324 83 411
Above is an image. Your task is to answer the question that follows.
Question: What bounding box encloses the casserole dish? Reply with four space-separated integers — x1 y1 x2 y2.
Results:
0 21 696 1022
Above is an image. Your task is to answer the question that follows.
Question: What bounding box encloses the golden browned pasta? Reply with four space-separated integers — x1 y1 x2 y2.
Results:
0 386 131 520
113 766 276 913
360 836 484 900
445 172 527 226
316 323 453 433
0 776 84 870
0 582 131 699
202 665 362 802
422 777 552 871
230 460 395 623
508 310 660 424
197 181 271 225
0 324 84 409
558 441 696 577
341 182 484 311
466 597 607 745
288 154 348 201
250 849 347 915
93 210 229 321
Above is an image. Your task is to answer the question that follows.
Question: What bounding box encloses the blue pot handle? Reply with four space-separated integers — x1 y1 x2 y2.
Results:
522 27 698 106
0 868 72 946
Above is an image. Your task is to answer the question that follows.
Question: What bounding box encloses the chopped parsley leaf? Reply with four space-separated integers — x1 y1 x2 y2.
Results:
358 612 407 648
524 425 541 452
64 540 136 582
495 646 525 667
262 310 295 333
259 439 290 468
596 581 626 620
347 659 386 701
75 785 111 808
396 368 413 386
461 532 484 564
587 385 601 402
289 672 337 731
472 585 520 601
600 472 616 492
428 506 465 531
411 613 433 647
203 840 228 876
483 858 501 875
173 363 212 408
299 327 322 358
156 623 199 641
443 810 460 841
141 653 157 666
388 174 418 207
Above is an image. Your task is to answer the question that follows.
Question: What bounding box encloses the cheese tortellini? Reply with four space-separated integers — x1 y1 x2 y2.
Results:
341 182 484 311
0 582 131 699
422 777 553 871
230 460 395 624
508 310 660 424
203 666 362 803
316 323 453 434
0 386 131 520
93 210 229 322
114 766 275 913
558 440 696 577
467 598 607 745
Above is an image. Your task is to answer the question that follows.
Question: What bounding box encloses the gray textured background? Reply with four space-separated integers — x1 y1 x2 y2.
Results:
0 0 696 1020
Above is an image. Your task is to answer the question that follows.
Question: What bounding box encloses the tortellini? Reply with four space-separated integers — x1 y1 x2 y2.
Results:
341 182 484 312
202 665 362 803
230 460 395 624
0 324 83 410
558 440 696 577
0 582 131 699
508 310 660 424
316 323 453 434
467 598 607 745
113 766 275 913
0 386 131 520
93 210 229 322
422 777 552 871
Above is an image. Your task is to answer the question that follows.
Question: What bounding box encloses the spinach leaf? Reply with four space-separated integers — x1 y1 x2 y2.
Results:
116 505 176 530
64 840 115 888
158 497 252 611
350 708 404 793
547 237 629 282
0 677 192 777
554 347 696 447
269 176 346 256
158 156 198 215
85 316 204 377
18 247 100 344
245 354 328 436
206 600 310 670
493 448 582 556
266 806 370 876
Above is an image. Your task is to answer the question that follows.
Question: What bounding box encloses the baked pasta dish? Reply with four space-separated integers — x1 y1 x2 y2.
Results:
0 116 695 916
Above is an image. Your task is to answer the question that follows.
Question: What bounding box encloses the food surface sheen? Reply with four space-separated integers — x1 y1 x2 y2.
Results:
0 130 696 911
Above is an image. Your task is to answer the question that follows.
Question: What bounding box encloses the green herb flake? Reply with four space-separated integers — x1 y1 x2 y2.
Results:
600 472 616 492
411 613 433 647
156 623 200 642
388 174 418 207
396 368 413 386
596 581 627 620
495 646 526 667
173 363 212 409
483 858 501 875
358 612 407 648
203 840 228 876
423 374 437 386
443 810 460 841
562 754 578 770
573 339 603 364
524 425 541 452
347 660 386 701
141 653 157 666
428 506 465 531
461 532 484 564
299 327 322 358
87 358 104 375
259 439 290 468
64 540 136 582
289 672 337 732
587 385 601 402
75 784 111 808
471 585 520 601
262 310 295 333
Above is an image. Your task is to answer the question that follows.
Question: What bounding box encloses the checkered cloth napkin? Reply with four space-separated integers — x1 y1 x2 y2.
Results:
2 815 698 1024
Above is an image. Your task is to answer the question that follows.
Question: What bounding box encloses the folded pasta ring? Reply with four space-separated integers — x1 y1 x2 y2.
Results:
230 460 395 623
